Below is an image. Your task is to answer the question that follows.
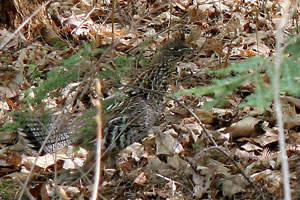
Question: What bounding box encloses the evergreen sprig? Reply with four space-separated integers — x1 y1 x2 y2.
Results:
174 34 300 112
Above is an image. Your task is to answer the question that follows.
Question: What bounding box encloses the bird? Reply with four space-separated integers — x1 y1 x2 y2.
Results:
16 33 191 158
17 94 160 153
17 113 80 155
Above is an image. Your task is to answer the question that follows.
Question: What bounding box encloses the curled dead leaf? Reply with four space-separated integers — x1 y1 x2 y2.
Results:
252 130 278 147
194 109 214 124
155 128 184 155
225 117 264 140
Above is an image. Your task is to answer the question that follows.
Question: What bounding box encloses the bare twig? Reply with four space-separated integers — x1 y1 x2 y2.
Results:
90 79 103 200
0 0 52 51
272 1 299 200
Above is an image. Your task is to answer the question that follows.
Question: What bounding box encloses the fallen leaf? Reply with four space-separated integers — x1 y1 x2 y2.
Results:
134 172 148 185
225 117 264 139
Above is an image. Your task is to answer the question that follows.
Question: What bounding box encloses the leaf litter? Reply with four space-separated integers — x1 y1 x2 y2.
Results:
0 0 299 199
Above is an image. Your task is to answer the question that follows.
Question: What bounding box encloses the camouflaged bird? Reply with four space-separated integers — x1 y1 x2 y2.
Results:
17 33 191 157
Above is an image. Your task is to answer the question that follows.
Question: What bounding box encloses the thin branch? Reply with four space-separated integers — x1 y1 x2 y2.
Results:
0 0 52 51
272 1 299 200
90 79 103 200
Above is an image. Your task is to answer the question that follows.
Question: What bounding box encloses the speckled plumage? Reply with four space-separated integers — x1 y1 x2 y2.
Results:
17 34 190 156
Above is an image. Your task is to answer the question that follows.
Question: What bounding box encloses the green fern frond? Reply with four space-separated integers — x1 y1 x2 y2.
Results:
281 58 300 97
173 74 250 108
24 43 104 105
207 56 265 75
242 74 273 112
175 33 299 111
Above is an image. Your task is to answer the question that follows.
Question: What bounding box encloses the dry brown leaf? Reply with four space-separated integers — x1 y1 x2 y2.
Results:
281 96 300 109
180 117 204 143
241 142 263 152
164 108 187 124
0 149 21 175
154 12 181 24
61 186 81 198
133 172 148 185
234 148 255 160
194 109 214 124
221 175 247 197
173 0 190 10
193 167 215 198
155 128 184 155
283 114 300 129
281 102 300 129
120 142 146 162
250 43 271 56
251 170 282 194
212 108 234 119
3 171 27 181
0 67 23 98
203 38 224 57
252 129 278 147
22 147 86 170
147 155 171 175
240 49 257 57
167 155 194 176
0 129 16 144
225 117 264 139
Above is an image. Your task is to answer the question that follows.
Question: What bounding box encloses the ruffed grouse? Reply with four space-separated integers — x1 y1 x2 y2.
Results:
17 33 191 157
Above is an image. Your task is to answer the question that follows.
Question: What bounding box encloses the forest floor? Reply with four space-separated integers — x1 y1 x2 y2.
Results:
0 0 299 199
